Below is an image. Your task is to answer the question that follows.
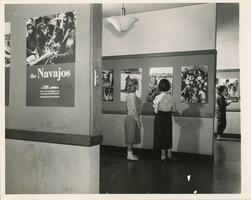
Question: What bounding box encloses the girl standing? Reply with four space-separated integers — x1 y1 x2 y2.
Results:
153 79 176 160
124 79 141 161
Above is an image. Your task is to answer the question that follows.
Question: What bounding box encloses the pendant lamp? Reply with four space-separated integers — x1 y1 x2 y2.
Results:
106 4 138 32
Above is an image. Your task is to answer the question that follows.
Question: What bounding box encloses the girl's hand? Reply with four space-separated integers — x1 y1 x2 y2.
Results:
137 120 141 128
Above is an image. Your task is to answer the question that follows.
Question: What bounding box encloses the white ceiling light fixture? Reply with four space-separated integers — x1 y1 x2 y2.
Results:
106 4 138 32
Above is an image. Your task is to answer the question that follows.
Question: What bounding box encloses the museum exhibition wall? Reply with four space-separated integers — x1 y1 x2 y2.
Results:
102 4 217 155
5 4 102 193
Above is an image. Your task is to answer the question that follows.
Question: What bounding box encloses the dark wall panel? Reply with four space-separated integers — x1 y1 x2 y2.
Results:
102 50 216 118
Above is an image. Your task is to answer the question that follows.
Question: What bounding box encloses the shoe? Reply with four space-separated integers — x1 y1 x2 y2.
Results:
167 151 172 159
127 154 139 161
161 154 166 161
217 135 223 140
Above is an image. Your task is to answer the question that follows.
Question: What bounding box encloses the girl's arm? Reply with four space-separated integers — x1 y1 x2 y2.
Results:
171 97 177 113
129 94 141 127
153 99 159 114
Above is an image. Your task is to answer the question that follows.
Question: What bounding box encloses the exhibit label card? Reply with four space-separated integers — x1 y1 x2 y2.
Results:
26 11 76 107
26 64 75 106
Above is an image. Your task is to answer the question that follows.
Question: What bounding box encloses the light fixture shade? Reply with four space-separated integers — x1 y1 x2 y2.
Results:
107 16 138 32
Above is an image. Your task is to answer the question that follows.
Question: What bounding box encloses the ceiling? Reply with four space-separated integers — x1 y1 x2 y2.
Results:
102 3 201 18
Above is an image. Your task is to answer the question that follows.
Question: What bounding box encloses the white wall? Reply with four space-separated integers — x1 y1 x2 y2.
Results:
6 139 99 194
5 4 102 194
103 4 216 56
5 4 91 135
216 3 239 69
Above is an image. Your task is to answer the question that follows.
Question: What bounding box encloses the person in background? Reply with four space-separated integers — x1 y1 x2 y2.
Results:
124 79 141 161
216 85 231 140
49 11 76 64
153 79 176 161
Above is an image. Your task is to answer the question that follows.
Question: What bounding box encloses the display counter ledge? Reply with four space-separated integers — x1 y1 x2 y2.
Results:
102 111 214 118
6 129 103 147
102 49 217 60
226 108 241 112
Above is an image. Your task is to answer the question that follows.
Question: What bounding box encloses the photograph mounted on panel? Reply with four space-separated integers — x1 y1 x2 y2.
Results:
181 65 208 103
26 11 76 66
148 67 173 102
218 78 240 102
102 87 114 102
120 68 142 101
5 22 11 106
102 69 114 87
26 11 76 107
5 23 11 68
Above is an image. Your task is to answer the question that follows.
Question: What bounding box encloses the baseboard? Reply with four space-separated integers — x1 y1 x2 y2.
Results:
6 129 103 147
100 145 213 161
214 133 241 140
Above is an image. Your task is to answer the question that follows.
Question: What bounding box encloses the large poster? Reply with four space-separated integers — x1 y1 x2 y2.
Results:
26 11 76 106
5 22 11 106
120 68 142 101
181 65 208 103
148 67 173 102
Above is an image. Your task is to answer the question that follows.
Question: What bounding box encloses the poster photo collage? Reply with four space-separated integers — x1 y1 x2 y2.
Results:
25 11 76 107
102 66 209 104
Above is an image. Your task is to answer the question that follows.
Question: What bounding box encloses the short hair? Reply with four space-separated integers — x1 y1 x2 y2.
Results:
217 85 226 93
65 12 74 20
126 79 138 93
158 79 170 92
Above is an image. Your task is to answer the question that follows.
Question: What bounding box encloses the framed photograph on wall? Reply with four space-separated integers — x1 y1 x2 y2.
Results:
5 22 11 106
102 69 114 87
102 87 114 102
181 65 208 103
218 78 240 102
148 67 173 102
120 68 142 101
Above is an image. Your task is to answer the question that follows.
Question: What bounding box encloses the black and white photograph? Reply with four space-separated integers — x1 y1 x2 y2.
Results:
148 67 173 102
5 22 11 106
3 2 248 199
181 65 208 103
120 68 142 101
102 87 113 101
5 22 10 68
219 78 240 101
102 69 114 87
26 11 76 66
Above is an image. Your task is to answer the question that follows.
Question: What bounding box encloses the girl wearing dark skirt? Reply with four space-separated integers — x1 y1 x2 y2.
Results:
153 79 176 160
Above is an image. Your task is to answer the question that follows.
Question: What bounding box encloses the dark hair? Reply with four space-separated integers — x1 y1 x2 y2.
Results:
126 79 138 93
158 79 170 92
217 85 226 93
65 12 74 20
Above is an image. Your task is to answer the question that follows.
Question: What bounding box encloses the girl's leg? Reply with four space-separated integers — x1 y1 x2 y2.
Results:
127 144 139 161
167 149 172 159
161 149 166 160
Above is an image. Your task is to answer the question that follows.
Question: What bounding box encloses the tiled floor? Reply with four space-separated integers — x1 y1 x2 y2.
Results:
100 139 240 194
